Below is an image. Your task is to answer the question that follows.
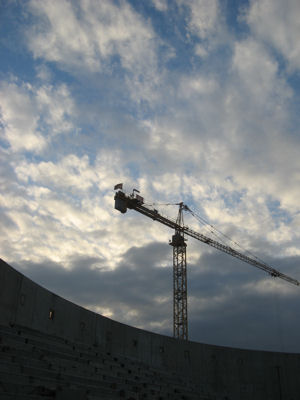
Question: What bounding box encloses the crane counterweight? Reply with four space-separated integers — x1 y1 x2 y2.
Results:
115 195 128 214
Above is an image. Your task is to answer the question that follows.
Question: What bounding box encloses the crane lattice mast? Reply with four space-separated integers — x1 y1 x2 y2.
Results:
114 187 299 341
170 203 188 340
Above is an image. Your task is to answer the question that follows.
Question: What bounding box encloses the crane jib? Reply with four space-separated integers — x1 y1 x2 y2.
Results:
114 190 299 287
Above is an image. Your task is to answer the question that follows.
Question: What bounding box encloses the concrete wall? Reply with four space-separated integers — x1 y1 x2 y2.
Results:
1 258 299 399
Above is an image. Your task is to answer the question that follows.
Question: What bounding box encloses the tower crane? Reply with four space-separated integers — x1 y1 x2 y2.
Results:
114 185 299 341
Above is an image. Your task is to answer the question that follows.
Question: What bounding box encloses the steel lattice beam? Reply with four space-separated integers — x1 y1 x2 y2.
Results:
171 236 188 340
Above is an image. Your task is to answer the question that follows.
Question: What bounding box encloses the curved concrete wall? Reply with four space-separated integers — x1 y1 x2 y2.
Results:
1 258 299 399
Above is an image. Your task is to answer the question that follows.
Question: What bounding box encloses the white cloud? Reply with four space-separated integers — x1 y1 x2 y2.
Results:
244 277 297 296
27 0 161 102
231 39 291 105
1 145 175 268
0 81 46 152
246 0 300 71
36 84 74 134
28 0 98 70
0 79 75 153
179 74 218 97
136 43 300 258
194 43 208 58
152 0 168 12
15 154 97 191
35 64 53 82
184 0 219 39
176 0 226 56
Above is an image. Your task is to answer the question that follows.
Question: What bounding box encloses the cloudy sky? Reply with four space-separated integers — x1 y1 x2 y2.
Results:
1 0 300 352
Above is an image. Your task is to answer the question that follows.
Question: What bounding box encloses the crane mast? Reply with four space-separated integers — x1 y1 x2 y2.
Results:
114 188 299 340
170 203 188 340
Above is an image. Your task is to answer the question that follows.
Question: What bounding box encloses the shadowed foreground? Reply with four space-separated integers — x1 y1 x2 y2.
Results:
0 258 299 399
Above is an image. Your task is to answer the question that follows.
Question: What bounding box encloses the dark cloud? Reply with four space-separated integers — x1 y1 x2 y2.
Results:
187 251 300 351
15 242 172 332
14 243 300 352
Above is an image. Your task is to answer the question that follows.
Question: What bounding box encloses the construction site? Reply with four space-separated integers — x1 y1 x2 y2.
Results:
1 257 300 400
0 187 300 399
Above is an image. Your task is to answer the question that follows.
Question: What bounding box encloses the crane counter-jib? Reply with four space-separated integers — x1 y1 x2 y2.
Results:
115 190 180 230
114 190 300 287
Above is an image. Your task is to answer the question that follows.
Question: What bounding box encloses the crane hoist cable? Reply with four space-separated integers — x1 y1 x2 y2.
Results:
186 206 268 266
186 206 231 247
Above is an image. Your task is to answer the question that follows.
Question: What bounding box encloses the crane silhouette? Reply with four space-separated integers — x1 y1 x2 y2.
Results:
114 186 299 340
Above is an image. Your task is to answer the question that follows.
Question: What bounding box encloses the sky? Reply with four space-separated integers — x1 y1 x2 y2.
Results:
1 0 300 353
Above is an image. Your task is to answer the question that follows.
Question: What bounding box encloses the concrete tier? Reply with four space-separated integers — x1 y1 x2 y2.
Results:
1 258 299 399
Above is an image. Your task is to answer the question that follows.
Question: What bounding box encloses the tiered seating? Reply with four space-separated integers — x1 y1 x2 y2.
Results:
0 324 212 400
